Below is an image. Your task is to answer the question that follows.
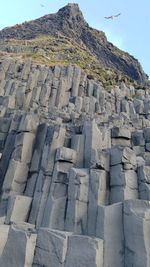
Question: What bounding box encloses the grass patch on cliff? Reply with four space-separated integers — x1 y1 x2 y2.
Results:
0 35 135 87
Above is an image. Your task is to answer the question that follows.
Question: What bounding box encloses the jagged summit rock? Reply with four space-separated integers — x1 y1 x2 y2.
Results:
57 3 86 24
0 3 148 84
0 3 87 40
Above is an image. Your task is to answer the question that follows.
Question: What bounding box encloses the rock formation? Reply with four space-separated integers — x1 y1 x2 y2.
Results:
0 3 148 84
0 3 150 267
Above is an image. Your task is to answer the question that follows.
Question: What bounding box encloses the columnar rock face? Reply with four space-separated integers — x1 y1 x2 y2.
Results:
0 58 150 266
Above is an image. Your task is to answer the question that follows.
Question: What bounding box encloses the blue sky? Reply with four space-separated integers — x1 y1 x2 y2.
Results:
1 0 150 77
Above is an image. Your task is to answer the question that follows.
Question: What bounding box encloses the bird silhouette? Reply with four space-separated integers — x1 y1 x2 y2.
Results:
104 13 121 19
40 4 45 8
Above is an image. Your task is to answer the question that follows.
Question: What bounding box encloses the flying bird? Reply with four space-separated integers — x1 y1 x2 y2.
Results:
40 4 45 8
104 13 121 19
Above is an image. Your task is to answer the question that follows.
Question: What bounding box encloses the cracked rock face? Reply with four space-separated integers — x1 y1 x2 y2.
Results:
0 56 150 267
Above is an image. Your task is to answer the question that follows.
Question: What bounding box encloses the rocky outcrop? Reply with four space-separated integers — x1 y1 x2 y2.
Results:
0 58 150 266
0 3 148 84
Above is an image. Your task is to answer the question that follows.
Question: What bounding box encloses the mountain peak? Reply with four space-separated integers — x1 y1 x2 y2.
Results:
0 3 148 84
56 3 87 30
58 3 82 17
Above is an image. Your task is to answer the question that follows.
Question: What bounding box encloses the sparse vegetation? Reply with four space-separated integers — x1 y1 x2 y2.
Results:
0 35 136 87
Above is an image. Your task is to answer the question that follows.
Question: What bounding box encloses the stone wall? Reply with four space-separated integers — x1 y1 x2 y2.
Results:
0 58 150 266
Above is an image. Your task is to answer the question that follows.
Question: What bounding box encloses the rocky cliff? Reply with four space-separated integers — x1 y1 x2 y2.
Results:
0 3 150 267
0 3 148 84
0 57 150 266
